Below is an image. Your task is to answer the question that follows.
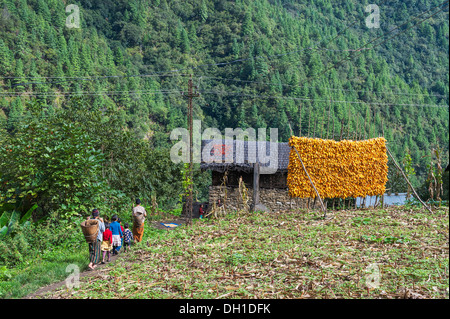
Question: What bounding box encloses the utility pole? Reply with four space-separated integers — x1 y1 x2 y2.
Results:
182 74 199 225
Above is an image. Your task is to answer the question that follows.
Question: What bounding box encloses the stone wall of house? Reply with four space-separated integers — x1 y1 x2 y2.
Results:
208 186 322 212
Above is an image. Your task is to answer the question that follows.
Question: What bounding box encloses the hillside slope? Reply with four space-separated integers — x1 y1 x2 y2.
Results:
0 0 448 187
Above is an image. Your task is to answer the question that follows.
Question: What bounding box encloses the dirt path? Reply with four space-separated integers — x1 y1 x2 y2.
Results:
25 216 188 299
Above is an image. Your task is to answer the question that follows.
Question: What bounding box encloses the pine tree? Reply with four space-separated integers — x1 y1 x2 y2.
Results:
7 98 24 131
57 35 69 67
114 47 124 65
232 38 240 58
80 42 92 74
242 11 254 37
68 38 81 76
45 26 57 50
188 24 198 48
180 28 190 53
37 0 51 23
307 52 323 77
13 59 26 92
242 54 256 80
0 39 12 75
200 0 208 23
160 0 168 10
17 0 31 25
106 48 115 71
256 58 269 77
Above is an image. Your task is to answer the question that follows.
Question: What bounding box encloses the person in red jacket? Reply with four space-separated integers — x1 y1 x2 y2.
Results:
101 223 113 264
199 204 204 219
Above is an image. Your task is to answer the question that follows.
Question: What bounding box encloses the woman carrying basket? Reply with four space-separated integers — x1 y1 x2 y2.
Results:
132 198 147 243
87 209 105 270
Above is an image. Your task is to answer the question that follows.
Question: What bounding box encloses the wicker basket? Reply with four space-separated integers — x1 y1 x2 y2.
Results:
133 212 145 227
80 219 99 243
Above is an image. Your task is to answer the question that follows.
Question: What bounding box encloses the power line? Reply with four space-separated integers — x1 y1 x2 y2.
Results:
2 74 447 99
4 73 191 88
0 0 373 84
200 75 448 99
2 1 447 106
2 88 446 108
0 71 190 81
0 43 362 86
0 89 183 97
198 90 449 108
0 1 447 105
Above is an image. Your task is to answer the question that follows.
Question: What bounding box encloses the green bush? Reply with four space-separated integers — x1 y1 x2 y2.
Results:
0 216 86 267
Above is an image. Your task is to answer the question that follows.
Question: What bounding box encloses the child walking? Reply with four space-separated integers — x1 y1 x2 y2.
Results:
117 218 124 252
101 223 112 263
123 223 133 252
109 214 123 255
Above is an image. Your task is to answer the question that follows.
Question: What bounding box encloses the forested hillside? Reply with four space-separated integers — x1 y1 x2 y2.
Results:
0 0 448 216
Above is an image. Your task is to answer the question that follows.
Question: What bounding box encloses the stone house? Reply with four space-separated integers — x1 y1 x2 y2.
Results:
200 139 320 212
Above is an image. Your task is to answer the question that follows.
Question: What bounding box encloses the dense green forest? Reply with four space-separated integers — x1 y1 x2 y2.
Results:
0 0 448 220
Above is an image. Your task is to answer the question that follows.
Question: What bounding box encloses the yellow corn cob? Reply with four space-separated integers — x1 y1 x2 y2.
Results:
287 136 388 199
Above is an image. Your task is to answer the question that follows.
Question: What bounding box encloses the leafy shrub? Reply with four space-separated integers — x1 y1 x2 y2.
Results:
0 203 37 239
0 216 86 267
0 120 108 220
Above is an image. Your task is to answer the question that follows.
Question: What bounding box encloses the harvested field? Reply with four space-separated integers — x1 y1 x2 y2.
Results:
35 206 449 299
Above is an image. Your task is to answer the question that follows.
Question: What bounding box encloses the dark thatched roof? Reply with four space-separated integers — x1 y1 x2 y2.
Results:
200 139 290 174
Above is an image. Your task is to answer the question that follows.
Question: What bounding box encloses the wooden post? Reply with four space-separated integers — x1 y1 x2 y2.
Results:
386 146 433 213
299 103 302 136
253 162 260 210
347 107 351 138
292 145 327 217
308 106 311 137
326 99 331 139
363 106 367 140
320 113 324 139
332 115 335 140
182 75 199 225
313 117 317 138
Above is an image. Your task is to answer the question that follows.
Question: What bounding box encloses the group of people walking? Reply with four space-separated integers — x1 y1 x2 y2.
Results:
86 199 147 270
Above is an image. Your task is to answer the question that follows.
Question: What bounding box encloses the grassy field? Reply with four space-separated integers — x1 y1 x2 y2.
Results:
35 206 449 299
0 249 89 299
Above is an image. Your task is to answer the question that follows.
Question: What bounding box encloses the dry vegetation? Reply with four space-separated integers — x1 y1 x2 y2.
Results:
37 206 449 299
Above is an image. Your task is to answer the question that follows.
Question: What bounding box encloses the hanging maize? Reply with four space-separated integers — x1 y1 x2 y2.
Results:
288 136 388 199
